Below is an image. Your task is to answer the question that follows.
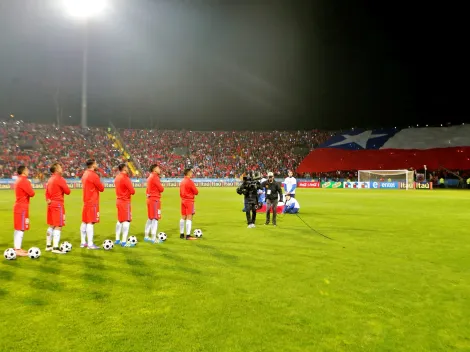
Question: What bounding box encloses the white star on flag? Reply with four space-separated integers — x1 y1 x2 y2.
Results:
329 130 388 149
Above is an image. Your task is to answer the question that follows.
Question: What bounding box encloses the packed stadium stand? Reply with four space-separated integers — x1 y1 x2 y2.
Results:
0 120 332 179
2 120 468 186
120 129 331 178
0 121 124 179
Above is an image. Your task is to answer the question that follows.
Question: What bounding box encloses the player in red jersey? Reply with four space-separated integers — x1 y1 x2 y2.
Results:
114 163 135 246
179 168 199 240
45 163 71 254
80 159 105 249
144 164 164 243
13 165 35 257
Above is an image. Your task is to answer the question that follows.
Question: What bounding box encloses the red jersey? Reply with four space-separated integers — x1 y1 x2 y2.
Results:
14 175 35 207
46 174 71 204
180 176 198 200
146 173 164 199
82 169 105 205
115 172 135 202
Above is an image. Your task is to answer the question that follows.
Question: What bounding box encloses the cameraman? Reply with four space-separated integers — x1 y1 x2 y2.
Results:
236 172 261 228
261 172 283 226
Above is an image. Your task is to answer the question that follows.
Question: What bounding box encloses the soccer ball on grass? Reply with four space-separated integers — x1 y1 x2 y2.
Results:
28 247 41 259
193 229 203 238
103 240 114 251
60 241 72 253
128 236 138 245
4 248 16 260
158 232 167 241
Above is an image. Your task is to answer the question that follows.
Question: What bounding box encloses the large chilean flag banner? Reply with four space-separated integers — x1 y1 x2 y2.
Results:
297 125 470 172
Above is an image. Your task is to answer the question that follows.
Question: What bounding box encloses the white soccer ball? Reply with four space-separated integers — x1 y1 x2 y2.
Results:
4 248 16 260
60 241 72 253
158 232 167 241
28 247 41 259
128 236 138 245
103 239 114 251
193 229 203 238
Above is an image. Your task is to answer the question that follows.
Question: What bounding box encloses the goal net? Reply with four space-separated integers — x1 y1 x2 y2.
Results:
358 170 415 190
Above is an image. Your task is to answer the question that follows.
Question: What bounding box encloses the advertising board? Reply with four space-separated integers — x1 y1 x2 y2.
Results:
320 181 343 189
297 181 321 188
343 182 370 189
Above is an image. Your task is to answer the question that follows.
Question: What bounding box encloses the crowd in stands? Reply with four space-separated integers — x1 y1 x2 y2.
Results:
121 129 332 178
1 121 332 179
0 121 123 179
1 120 469 185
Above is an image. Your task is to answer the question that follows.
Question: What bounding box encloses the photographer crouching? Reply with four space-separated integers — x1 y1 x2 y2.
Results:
261 172 283 226
237 172 262 228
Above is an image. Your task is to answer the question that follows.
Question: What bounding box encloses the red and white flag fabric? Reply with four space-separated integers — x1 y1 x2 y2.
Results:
297 125 470 172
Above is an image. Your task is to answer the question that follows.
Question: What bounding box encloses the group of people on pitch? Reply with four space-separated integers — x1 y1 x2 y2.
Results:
242 170 301 228
11 160 200 256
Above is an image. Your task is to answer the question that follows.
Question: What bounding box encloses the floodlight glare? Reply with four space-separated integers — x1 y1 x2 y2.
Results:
63 0 107 18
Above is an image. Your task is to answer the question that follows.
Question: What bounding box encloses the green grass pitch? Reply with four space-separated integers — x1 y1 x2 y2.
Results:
0 187 469 352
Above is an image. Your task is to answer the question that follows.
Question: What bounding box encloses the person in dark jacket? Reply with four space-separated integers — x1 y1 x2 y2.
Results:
237 172 262 228
261 172 283 226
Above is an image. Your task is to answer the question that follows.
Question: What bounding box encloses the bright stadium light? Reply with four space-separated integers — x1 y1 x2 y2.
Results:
63 0 107 19
62 0 108 128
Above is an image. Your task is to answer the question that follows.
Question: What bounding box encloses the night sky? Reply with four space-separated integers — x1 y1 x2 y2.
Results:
0 1 467 130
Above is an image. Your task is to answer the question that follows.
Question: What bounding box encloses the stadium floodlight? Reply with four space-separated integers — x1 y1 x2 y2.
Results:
63 0 107 19
62 0 108 128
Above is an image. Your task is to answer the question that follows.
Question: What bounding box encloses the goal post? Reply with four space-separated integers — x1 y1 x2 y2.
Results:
358 170 415 190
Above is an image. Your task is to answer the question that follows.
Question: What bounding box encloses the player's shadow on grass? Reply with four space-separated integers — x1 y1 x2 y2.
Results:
195 243 240 264
30 277 64 292
78 252 113 301
0 241 9 248
121 250 157 289
0 287 8 297
84 290 110 301
39 256 61 275
23 296 48 306
80 251 106 270
158 245 190 264
79 252 113 285
154 248 202 278
157 246 203 275
0 268 15 282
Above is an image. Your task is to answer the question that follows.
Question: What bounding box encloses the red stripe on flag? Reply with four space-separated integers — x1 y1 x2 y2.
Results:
297 147 470 172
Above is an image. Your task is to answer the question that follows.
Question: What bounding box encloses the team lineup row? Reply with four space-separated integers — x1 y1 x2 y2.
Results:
10 160 200 257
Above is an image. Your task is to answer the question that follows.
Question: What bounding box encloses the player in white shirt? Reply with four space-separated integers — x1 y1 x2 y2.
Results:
283 170 297 198
283 194 300 214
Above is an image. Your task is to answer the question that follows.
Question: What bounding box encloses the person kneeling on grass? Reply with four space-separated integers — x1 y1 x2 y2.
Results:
283 194 300 214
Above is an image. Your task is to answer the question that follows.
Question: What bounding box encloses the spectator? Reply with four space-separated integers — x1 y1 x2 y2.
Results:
0 121 335 179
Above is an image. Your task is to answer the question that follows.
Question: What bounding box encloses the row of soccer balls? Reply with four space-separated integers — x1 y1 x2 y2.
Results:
4 229 203 260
